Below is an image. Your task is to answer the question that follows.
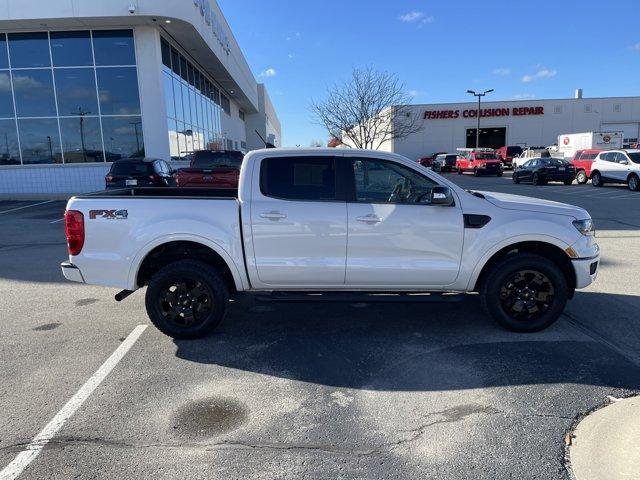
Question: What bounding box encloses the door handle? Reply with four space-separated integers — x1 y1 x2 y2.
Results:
260 211 287 220
356 214 382 224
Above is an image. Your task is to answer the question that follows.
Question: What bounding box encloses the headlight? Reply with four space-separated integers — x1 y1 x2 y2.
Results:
573 219 595 236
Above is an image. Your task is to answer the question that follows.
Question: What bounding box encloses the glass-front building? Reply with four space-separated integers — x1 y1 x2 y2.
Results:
160 38 230 159
0 29 144 165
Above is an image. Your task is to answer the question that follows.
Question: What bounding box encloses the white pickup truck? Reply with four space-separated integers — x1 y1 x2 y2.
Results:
61 148 600 338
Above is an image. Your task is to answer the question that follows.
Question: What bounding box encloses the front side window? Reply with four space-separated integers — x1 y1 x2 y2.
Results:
261 156 336 201
614 152 629 163
351 158 438 204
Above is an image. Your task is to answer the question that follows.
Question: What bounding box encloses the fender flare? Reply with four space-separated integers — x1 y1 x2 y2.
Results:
466 234 572 291
126 233 248 291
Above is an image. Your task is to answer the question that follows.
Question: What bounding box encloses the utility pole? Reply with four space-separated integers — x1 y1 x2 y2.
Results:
130 121 142 155
467 89 494 149
72 107 91 162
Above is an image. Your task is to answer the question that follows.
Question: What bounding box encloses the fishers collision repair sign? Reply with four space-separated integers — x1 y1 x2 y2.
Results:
424 106 545 120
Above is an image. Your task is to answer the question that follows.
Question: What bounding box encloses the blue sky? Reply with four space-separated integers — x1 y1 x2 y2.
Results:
218 0 640 147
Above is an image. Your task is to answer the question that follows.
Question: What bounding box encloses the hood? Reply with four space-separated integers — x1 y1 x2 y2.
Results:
477 191 589 219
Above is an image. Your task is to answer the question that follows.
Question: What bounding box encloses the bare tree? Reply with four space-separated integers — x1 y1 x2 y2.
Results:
311 67 422 150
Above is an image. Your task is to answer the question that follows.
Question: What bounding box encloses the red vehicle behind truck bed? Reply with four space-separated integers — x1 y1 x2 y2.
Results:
570 149 602 184
456 149 504 176
496 146 523 167
175 150 244 188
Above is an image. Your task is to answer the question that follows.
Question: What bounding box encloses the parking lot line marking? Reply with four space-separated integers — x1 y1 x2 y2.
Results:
0 325 148 480
0 201 54 216
49 218 64 224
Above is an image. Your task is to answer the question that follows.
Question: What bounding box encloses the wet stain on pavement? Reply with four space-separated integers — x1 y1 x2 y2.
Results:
75 298 99 307
171 397 249 439
33 323 62 331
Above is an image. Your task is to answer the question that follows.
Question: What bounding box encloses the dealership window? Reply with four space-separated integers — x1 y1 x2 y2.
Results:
160 37 225 158
0 29 143 165
221 94 231 115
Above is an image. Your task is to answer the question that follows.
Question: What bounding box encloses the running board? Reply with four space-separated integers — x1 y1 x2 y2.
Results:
254 292 464 304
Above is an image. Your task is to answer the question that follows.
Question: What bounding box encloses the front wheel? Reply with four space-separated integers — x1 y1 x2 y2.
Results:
474 168 480 177
591 171 603 187
576 170 588 184
512 173 520 184
532 173 541 185
145 260 229 339
480 254 568 333
497 172 503 177
457 167 463 175
563 179 573 185
628 174 640 192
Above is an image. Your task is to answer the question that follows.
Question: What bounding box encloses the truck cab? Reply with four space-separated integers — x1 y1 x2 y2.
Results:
456 149 504 176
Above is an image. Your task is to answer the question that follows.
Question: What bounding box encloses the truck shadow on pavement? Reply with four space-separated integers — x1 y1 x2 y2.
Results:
173 293 640 392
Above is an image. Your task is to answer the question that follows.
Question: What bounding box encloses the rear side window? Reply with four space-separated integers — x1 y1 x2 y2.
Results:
110 162 153 176
260 157 337 201
603 152 616 162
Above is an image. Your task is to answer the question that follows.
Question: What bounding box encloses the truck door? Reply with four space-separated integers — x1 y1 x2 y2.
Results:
249 155 347 286
344 157 464 287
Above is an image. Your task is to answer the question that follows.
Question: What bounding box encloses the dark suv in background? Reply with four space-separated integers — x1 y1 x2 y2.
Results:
432 154 459 172
105 158 175 189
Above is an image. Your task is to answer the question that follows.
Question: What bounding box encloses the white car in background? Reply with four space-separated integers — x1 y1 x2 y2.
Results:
590 149 640 191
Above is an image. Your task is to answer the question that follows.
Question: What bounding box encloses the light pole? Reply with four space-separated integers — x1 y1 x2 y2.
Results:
72 107 91 163
467 89 494 149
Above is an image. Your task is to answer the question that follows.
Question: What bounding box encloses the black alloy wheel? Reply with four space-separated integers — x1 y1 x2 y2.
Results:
591 171 603 187
512 173 520 184
532 173 540 185
145 260 229 339
498 270 555 322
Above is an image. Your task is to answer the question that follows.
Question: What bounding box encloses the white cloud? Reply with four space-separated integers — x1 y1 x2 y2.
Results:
511 94 536 100
492 67 511 76
522 68 557 83
407 89 423 98
398 11 424 22
286 32 301 41
259 68 277 78
287 53 296 59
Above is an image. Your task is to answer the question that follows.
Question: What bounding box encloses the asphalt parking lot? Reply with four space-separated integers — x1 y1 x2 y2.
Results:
1 175 639 480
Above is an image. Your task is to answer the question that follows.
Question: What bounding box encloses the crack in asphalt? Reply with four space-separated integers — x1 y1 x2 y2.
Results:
0 405 574 458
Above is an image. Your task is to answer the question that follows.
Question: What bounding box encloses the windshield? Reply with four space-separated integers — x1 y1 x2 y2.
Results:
110 161 153 176
192 151 244 169
628 152 640 164
476 153 498 160
507 146 523 156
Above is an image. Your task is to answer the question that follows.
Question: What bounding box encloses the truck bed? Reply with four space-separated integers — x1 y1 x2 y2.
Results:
77 187 238 199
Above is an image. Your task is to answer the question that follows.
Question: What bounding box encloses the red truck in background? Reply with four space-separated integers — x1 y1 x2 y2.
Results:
456 148 504 176
175 150 244 189
570 149 603 184
496 146 523 168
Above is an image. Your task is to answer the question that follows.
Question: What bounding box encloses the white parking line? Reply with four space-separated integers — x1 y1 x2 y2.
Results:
0 201 54 215
0 325 148 480
49 218 64 224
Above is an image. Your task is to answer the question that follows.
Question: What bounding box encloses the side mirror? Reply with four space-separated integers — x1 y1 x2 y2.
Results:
430 186 454 206
619 159 629 165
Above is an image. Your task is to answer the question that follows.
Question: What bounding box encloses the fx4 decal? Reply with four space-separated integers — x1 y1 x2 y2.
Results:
89 209 128 220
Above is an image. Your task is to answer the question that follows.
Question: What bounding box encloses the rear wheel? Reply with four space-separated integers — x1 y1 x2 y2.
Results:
628 174 640 192
145 260 229 339
480 254 568 333
576 170 588 184
591 171 603 187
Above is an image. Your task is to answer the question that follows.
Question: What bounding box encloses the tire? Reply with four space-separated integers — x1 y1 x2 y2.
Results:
145 260 229 339
457 167 463 175
480 254 568 333
628 174 640 192
497 172 503 177
512 173 520 184
474 168 480 177
591 171 603 187
563 179 573 185
576 170 587 184
532 173 540 185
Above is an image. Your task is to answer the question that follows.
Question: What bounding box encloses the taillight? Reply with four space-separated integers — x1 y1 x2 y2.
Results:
64 210 84 256
105 175 114 184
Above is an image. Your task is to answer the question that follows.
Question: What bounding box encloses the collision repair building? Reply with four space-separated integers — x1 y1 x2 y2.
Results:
0 0 281 197
387 93 640 160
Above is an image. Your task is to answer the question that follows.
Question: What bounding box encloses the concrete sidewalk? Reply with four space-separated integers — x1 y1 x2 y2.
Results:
570 396 640 480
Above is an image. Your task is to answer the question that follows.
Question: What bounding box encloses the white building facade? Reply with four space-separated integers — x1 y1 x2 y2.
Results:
0 0 281 197
389 95 640 160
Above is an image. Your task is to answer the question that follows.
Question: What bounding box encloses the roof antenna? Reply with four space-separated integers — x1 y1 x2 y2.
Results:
255 130 276 149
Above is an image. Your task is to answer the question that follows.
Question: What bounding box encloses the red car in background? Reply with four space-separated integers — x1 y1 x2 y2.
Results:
456 149 504 176
570 149 602 184
496 146 523 168
175 150 244 189
417 152 447 168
